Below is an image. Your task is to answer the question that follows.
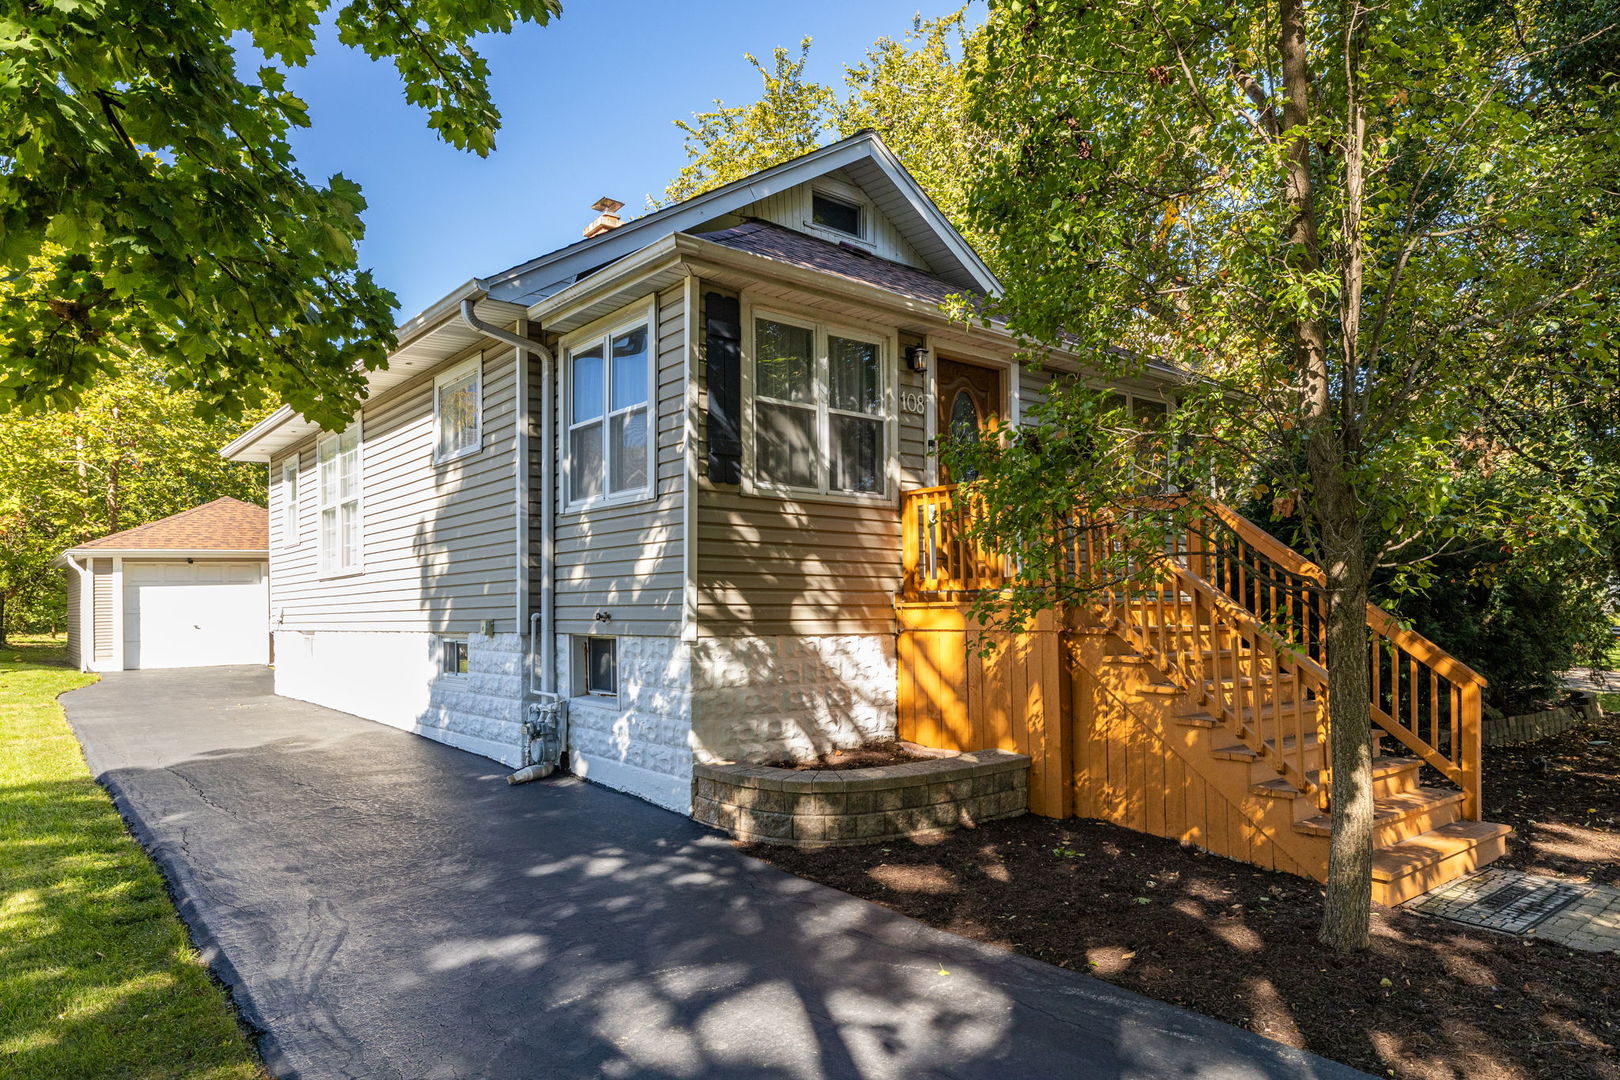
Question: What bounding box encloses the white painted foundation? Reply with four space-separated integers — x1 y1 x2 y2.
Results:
273 629 527 766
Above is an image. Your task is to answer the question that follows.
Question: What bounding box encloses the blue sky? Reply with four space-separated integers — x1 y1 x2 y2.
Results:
278 1 977 319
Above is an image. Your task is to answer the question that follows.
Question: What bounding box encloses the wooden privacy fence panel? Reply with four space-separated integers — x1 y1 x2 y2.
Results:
896 604 1071 819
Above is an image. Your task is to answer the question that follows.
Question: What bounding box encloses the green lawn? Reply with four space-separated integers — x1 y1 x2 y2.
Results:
0 636 263 1079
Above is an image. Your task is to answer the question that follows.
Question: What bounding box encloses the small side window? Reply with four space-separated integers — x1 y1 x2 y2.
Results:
434 358 482 463
580 637 617 697
811 192 861 236
441 637 469 677
280 456 299 548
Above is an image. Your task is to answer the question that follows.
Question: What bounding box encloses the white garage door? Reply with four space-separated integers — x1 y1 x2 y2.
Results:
122 561 268 669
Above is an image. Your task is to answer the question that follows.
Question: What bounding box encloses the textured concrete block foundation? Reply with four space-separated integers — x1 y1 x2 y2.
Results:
692 748 1030 848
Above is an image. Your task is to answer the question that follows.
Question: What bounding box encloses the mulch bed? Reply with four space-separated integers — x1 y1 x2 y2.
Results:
745 753 1620 1079
1485 708 1620 886
763 740 935 771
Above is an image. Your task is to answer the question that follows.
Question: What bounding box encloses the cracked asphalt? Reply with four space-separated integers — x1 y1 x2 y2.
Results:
63 666 1369 1080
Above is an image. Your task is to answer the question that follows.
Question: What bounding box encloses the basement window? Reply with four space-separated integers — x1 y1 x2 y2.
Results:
811 192 861 237
441 637 469 677
579 637 617 697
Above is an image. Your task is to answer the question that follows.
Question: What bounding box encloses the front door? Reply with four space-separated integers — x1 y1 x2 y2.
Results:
935 357 1002 481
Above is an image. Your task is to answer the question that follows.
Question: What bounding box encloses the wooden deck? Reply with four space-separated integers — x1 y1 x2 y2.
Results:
894 485 1510 905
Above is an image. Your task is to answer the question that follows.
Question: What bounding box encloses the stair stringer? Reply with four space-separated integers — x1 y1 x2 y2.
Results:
1067 629 1329 881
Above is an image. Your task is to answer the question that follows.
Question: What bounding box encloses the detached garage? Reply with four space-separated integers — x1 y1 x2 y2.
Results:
57 498 269 672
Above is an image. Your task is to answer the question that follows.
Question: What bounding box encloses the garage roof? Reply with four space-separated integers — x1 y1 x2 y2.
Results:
66 498 267 555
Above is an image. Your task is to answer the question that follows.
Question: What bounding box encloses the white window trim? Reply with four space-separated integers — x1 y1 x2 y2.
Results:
560 298 658 513
279 453 300 549
432 354 484 466
316 420 364 579
741 302 899 505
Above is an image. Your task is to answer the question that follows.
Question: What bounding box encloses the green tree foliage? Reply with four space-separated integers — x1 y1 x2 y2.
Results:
659 11 990 252
954 0 1619 949
663 40 836 205
0 0 560 430
0 359 267 640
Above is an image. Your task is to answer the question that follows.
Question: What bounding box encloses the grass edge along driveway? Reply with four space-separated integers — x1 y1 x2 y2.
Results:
0 638 263 1080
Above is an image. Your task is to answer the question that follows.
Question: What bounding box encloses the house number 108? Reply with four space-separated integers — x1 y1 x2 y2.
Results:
899 391 928 415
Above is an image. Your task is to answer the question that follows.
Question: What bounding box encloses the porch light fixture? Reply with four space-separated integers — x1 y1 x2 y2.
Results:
904 344 931 374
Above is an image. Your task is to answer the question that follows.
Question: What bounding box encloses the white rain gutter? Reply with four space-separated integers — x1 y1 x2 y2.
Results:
457 297 564 783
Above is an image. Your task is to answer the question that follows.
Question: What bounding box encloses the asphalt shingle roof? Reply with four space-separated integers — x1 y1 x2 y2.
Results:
72 497 267 552
695 220 984 307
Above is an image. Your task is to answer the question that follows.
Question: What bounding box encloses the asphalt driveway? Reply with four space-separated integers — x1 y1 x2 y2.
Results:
63 666 1368 1080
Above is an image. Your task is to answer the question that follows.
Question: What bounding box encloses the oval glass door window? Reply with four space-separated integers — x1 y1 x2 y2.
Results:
949 389 981 442
948 389 982 479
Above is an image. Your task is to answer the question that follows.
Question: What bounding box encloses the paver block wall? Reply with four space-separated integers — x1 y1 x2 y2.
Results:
1483 695 1601 748
692 750 1029 847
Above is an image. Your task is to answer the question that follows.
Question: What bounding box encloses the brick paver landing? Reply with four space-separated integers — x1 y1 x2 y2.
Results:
1411 867 1620 953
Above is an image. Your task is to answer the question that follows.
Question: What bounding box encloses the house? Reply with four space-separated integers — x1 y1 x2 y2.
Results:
57 497 268 672
220 132 1508 901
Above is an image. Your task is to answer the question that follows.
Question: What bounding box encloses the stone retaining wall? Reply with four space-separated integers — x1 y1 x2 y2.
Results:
693 749 1029 847
1484 693 1602 748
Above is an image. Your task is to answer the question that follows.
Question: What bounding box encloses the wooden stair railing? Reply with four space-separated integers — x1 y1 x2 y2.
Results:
1197 502 1487 818
898 485 1487 819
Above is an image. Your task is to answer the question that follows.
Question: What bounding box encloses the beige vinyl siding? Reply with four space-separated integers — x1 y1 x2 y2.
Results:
526 346 543 619
91 559 114 662
552 285 687 638
694 284 921 639
1020 363 1054 422
64 567 81 668
696 494 902 636
266 344 521 633
898 335 928 488
733 172 928 270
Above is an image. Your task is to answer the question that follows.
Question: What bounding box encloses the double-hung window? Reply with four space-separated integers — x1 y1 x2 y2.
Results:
567 319 651 505
279 455 299 548
318 424 362 575
752 313 889 497
434 357 482 463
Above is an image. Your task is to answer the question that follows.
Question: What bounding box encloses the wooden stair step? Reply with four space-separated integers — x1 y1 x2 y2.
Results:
1214 731 1322 761
1250 754 1421 801
1293 786 1465 837
1303 754 1420 790
1250 777 1308 799
1370 821 1514 904
1230 699 1321 723
1175 711 1220 728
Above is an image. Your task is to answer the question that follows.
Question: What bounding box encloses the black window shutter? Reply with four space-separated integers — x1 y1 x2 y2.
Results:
704 292 743 484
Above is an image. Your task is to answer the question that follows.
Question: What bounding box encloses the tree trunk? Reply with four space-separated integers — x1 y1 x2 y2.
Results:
1275 0 1377 951
0 594 8 647
1312 461 1375 952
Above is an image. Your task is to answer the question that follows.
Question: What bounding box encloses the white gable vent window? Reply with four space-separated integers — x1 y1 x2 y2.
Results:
567 315 651 506
434 356 482 463
317 423 362 575
752 312 890 499
811 191 861 237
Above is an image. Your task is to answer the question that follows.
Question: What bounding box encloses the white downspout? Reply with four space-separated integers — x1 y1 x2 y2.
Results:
458 297 563 782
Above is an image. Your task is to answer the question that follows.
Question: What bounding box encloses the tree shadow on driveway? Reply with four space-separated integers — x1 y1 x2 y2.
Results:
60 667 1365 1080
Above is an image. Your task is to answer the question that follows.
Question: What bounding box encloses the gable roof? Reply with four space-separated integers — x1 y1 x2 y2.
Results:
222 131 1004 465
701 220 982 308
483 130 1000 306
65 497 267 555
